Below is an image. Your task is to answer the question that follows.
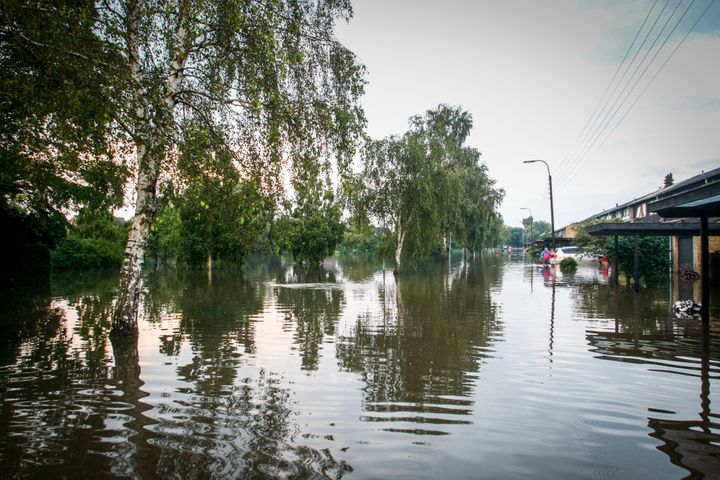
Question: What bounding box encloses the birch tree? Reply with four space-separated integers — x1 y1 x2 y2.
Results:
360 106 458 273
91 0 365 335
454 163 505 253
3 0 365 335
359 105 503 272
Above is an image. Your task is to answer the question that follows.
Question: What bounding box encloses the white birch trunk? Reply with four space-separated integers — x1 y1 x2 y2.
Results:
112 142 161 335
394 216 405 275
112 10 188 336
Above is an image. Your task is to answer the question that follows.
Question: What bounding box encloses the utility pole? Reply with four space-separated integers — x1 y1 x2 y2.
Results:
523 160 555 250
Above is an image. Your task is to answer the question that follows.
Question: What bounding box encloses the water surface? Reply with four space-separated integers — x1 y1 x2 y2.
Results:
1 254 719 479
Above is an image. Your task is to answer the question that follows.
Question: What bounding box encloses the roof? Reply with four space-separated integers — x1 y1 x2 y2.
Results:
585 218 720 236
649 180 720 218
577 166 720 223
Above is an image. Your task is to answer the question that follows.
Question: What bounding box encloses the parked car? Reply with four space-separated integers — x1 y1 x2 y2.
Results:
552 246 585 264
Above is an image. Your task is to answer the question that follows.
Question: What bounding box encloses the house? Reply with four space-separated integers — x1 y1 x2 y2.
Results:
555 167 720 275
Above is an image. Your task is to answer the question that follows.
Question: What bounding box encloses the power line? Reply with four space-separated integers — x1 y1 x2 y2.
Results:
597 0 716 151
557 0 679 189
567 0 670 164
559 0 673 177
556 0 712 191
557 0 661 173
566 0 695 189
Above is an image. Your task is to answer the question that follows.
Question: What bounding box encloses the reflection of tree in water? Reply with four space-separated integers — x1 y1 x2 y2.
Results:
0 273 159 477
0 265 354 477
145 270 265 367
0 275 52 367
143 259 287 357
336 259 503 435
0 270 118 367
336 254 384 283
275 265 345 371
151 367 351 478
143 267 351 477
277 287 344 371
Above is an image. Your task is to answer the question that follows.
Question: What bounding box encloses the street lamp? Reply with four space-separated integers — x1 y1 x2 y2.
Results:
523 160 555 250
521 207 533 248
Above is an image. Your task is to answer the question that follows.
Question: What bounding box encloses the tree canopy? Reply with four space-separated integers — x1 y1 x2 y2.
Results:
2 0 367 335
355 104 504 273
1 0 130 242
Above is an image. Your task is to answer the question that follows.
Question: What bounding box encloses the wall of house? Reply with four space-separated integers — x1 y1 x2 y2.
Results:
670 235 719 302
691 236 720 273
565 224 579 239
670 235 720 274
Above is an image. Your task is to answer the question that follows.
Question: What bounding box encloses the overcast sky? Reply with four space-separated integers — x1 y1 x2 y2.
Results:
334 0 720 229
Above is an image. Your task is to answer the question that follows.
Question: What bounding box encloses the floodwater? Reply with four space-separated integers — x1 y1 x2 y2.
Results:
1 254 719 479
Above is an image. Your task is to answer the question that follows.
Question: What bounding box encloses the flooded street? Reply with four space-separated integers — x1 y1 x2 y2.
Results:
1 255 719 479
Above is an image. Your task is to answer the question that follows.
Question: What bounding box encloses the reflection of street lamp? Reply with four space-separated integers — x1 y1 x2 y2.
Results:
520 207 533 248
523 160 555 250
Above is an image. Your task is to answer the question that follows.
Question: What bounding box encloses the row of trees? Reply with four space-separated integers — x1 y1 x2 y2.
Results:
138 104 508 274
146 127 346 268
8 103 507 275
2 2 506 335
2 0 367 335
504 219 552 248
44 125 346 270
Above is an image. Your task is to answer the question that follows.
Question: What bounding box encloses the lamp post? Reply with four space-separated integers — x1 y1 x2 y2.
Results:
520 207 533 249
523 160 555 250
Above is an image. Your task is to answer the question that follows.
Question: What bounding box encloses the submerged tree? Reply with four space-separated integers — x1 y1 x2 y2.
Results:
272 163 344 263
504 227 524 248
452 161 505 253
170 127 274 267
358 104 503 273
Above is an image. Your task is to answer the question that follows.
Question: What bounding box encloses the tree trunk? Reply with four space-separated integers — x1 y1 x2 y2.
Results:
394 216 405 276
111 7 188 337
112 144 161 336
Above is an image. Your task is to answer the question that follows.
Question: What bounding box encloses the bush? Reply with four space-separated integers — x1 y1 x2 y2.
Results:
52 237 124 270
559 257 578 272
606 236 669 284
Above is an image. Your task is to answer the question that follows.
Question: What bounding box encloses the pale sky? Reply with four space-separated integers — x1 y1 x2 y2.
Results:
334 0 720 229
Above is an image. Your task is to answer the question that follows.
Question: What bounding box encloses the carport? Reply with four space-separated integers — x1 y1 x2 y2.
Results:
585 180 719 322
648 180 720 323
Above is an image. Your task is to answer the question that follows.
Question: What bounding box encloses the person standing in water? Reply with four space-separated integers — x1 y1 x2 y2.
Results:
540 247 552 267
